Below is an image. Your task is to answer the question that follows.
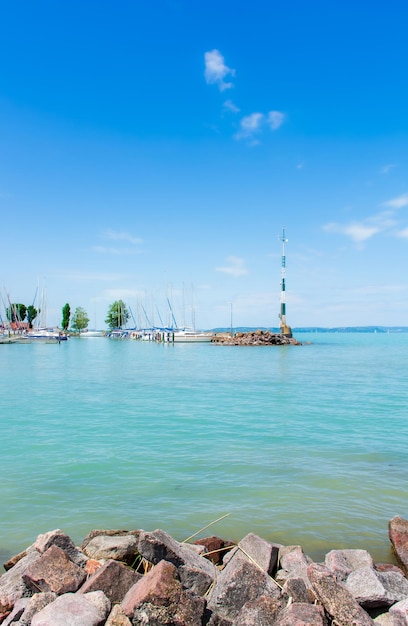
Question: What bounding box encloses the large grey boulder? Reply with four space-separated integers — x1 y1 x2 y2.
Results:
233 594 283 625
276 545 314 594
223 533 279 575
346 566 408 608
325 549 374 581
308 562 375 625
30 591 110 626
138 529 215 595
0 550 40 613
82 534 139 566
81 529 140 551
207 550 282 620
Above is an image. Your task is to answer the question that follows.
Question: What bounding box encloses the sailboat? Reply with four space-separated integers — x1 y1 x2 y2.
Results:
166 291 213 343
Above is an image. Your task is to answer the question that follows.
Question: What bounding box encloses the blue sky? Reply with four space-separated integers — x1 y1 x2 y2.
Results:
1 1 408 329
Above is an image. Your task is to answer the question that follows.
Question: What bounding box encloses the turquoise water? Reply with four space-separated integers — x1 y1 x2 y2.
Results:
1 333 407 564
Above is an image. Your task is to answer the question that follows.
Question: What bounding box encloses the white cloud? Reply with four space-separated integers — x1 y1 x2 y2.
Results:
204 49 235 91
323 222 380 243
223 99 240 113
396 227 408 238
382 193 408 209
103 229 143 245
235 110 285 142
324 208 399 245
235 112 264 140
267 110 285 130
216 256 249 277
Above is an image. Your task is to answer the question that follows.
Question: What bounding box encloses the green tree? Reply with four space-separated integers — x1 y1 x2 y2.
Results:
105 300 129 329
26 305 38 329
61 303 71 331
6 303 27 323
71 307 89 334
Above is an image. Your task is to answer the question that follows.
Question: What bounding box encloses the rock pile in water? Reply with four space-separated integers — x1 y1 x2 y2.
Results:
213 330 302 345
2 516 408 624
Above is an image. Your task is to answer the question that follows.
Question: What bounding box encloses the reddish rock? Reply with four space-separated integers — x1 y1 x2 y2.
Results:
307 563 375 625
375 562 405 575
138 528 215 595
33 529 87 567
23 545 86 594
3 549 29 572
274 602 327 625
122 560 182 616
193 536 234 565
79 559 141 603
388 516 408 575
85 559 103 576
122 560 205 625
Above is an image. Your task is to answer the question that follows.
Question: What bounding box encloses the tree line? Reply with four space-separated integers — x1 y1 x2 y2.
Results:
5 299 130 333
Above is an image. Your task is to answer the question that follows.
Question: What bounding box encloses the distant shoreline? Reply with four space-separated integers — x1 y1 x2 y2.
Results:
212 326 408 334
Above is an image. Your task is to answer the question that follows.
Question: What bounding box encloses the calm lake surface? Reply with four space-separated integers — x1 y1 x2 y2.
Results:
1 332 407 564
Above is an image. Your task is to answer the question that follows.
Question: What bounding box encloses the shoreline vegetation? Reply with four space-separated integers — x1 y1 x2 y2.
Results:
2 517 408 624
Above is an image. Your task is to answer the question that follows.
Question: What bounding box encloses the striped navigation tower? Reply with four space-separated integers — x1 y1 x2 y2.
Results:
279 228 292 337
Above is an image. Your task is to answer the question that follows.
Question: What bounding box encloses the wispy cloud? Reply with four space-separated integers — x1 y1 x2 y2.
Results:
380 163 397 174
204 49 235 91
382 193 408 209
323 208 399 245
102 229 143 245
323 222 381 243
92 229 143 255
216 256 248 277
92 246 142 256
396 227 408 238
223 99 240 113
235 110 285 142
268 110 285 130
235 112 264 140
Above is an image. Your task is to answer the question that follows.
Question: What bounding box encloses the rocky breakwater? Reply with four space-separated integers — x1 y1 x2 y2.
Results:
212 330 302 346
2 517 408 624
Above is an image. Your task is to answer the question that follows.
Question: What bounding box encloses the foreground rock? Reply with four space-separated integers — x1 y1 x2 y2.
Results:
2 521 408 624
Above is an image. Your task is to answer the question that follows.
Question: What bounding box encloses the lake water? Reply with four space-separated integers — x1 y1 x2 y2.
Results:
1 332 407 564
